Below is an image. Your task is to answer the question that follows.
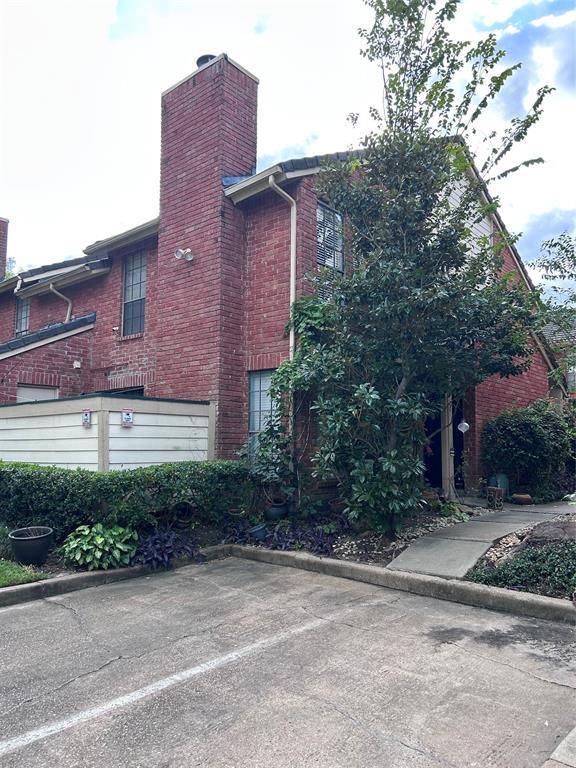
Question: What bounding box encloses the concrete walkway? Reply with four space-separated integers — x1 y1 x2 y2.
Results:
387 500 572 579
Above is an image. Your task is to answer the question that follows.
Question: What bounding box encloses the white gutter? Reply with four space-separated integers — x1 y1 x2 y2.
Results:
268 174 297 360
49 283 73 323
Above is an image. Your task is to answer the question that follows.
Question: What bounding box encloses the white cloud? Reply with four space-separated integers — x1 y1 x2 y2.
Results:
489 40 576 239
532 9 576 28
0 0 574 270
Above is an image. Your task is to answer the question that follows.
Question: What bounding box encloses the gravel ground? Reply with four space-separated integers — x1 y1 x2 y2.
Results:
475 510 576 568
332 503 486 567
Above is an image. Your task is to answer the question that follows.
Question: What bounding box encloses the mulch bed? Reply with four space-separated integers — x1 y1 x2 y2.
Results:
225 502 487 567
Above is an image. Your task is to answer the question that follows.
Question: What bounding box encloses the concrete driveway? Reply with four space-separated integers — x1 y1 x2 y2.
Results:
0 558 574 768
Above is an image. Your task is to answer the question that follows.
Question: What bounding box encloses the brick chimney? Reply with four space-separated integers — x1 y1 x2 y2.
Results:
0 218 8 280
154 54 258 456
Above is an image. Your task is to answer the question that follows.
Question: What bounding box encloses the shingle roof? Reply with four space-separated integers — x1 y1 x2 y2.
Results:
277 151 362 173
542 321 576 347
18 254 97 279
0 313 96 357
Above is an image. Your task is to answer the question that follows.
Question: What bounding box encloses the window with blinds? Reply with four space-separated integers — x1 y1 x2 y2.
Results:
316 203 344 272
122 251 147 336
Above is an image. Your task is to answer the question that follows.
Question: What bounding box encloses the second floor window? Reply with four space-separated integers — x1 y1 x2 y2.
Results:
123 251 147 336
316 203 344 273
15 298 30 337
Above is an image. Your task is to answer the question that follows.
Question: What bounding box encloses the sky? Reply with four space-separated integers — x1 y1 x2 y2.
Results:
0 0 574 276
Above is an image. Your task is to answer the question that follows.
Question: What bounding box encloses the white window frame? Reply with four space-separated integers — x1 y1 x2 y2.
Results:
122 251 147 336
248 370 275 449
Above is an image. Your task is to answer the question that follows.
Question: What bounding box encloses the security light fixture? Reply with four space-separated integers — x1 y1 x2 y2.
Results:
174 248 194 262
457 420 470 434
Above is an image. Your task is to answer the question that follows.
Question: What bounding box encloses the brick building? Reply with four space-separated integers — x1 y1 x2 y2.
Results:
0 54 558 490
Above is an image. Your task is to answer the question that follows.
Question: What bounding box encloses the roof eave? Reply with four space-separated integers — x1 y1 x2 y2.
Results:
0 276 19 295
224 165 325 204
224 165 284 204
83 218 159 257
15 265 111 299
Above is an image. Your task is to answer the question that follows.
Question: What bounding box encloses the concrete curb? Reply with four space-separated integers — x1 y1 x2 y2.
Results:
0 544 232 609
3 542 574 625
227 545 576 625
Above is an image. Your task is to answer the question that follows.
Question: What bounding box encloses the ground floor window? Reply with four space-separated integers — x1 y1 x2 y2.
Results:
248 370 275 449
16 385 59 402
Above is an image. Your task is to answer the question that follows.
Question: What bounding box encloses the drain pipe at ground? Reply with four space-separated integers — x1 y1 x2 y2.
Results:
268 174 297 361
49 283 73 323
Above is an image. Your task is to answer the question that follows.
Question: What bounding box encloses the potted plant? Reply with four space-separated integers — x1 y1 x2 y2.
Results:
264 493 290 522
245 414 295 523
9 526 54 566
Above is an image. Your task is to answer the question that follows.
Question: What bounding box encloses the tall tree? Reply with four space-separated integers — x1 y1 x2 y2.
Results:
260 0 552 532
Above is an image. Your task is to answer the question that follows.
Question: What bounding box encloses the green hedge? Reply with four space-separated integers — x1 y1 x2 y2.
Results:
0 460 251 539
481 400 573 499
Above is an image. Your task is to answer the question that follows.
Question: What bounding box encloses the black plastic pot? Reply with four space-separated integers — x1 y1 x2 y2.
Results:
264 502 287 522
9 526 54 566
248 523 267 542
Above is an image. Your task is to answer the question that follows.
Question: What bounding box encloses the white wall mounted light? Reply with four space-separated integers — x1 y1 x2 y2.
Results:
174 248 194 262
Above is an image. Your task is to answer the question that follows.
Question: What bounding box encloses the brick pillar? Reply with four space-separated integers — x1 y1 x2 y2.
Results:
0 218 8 280
154 55 258 457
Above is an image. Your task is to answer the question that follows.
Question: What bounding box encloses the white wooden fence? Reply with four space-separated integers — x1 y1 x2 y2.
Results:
0 395 215 470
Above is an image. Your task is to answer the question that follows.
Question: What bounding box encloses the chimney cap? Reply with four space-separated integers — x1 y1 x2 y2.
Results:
196 54 216 68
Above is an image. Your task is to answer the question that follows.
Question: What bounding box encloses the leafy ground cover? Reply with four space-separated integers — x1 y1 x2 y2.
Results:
467 513 576 600
468 542 576 600
0 560 49 588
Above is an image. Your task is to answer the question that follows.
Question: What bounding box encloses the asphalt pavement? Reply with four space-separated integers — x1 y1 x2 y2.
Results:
0 557 574 767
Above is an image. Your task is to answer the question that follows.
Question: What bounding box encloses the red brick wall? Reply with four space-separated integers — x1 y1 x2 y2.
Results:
0 293 16 344
0 218 8 281
0 246 159 402
0 332 92 403
244 189 291 365
463 236 552 487
154 56 258 457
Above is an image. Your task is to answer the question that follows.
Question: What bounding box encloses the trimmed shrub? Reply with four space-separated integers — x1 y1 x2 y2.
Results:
0 525 13 560
0 460 251 540
481 400 573 499
468 541 576 599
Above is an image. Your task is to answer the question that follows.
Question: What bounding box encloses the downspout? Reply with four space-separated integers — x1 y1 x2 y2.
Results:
49 283 73 323
268 174 297 360
268 174 298 504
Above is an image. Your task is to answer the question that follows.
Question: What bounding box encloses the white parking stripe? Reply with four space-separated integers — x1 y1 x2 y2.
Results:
0 616 326 758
